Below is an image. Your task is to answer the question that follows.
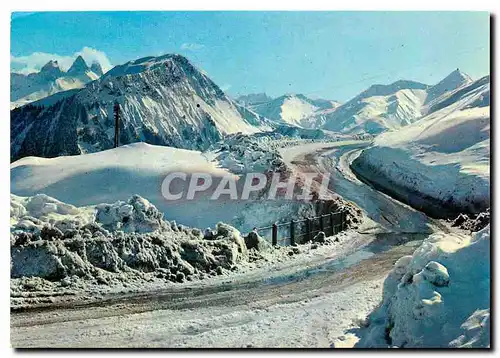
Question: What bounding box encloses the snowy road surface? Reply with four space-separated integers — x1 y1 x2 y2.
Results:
11 141 441 348
11 235 422 348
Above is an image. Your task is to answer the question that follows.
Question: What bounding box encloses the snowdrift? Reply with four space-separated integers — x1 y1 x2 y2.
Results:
355 225 490 348
10 192 352 310
11 142 321 232
351 76 490 218
10 193 270 284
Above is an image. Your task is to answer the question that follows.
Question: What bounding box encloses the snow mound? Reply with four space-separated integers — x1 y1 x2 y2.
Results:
10 193 352 310
354 225 490 348
11 143 235 229
95 195 166 233
11 193 168 237
11 194 95 235
10 194 253 284
213 133 287 174
12 140 358 233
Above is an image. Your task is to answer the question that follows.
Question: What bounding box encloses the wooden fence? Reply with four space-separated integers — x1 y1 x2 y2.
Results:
256 210 348 246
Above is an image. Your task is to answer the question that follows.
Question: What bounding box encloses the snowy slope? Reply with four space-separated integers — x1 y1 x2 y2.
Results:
11 54 270 161
355 225 490 348
321 70 472 135
11 142 316 231
10 56 102 109
351 75 490 217
250 94 341 128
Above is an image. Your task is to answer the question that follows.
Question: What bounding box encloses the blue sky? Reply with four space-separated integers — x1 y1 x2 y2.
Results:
11 11 489 101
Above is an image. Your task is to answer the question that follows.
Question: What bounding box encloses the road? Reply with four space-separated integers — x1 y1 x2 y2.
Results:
280 141 448 234
11 140 444 348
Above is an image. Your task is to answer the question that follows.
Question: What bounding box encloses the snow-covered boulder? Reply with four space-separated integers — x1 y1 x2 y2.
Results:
212 133 287 174
96 195 165 233
419 261 449 287
244 231 272 252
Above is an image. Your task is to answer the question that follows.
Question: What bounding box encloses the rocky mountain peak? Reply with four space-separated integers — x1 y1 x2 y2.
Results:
39 60 63 79
90 61 104 76
425 69 473 104
67 55 90 75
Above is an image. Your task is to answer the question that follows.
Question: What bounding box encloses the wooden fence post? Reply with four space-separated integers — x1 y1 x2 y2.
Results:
290 220 295 246
341 210 347 231
306 218 312 242
272 223 278 246
319 215 324 233
330 212 335 236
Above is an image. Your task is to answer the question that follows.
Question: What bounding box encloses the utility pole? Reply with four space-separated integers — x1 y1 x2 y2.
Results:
114 102 121 148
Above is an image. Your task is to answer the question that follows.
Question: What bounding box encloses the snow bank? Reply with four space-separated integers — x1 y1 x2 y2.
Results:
10 193 261 285
355 226 490 348
11 193 354 309
213 133 287 174
11 140 355 233
351 76 490 218
10 193 169 236
11 143 266 230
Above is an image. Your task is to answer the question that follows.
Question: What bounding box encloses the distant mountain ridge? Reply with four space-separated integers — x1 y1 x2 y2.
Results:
11 55 103 109
236 93 273 106
10 55 480 162
239 70 475 134
319 70 473 134
245 93 341 128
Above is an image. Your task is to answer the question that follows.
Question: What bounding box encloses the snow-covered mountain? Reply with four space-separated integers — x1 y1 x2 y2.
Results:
10 56 102 109
249 93 341 128
321 80 430 134
351 75 490 217
11 54 271 161
424 68 473 105
321 70 472 135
